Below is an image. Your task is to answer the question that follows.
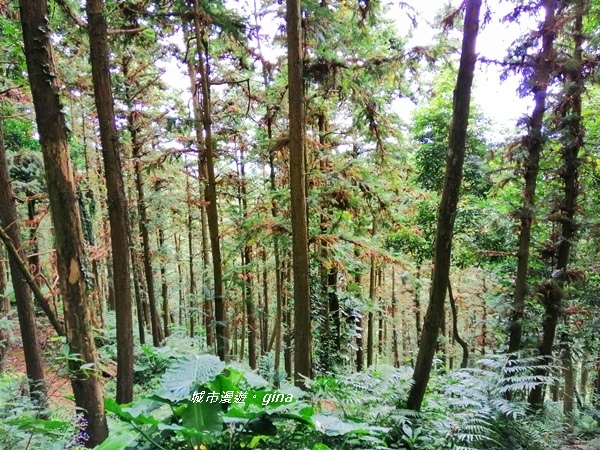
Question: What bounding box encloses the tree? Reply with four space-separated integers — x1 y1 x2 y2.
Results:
18 0 108 444
86 0 134 404
191 0 229 360
406 0 482 411
0 117 46 406
528 0 586 411
508 0 558 354
287 0 311 386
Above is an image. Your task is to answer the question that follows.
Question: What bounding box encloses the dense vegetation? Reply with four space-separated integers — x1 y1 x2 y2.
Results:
1 0 600 448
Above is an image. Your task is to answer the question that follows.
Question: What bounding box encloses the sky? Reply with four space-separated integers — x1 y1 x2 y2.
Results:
162 0 537 139
393 0 535 134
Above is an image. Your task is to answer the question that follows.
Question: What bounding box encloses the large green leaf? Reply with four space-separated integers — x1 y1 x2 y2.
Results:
161 354 225 401
94 432 137 450
181 400 223 446
312 414 370 437
104 398 160 426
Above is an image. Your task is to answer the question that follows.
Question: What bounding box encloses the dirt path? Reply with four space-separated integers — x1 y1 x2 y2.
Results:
3 317 74 414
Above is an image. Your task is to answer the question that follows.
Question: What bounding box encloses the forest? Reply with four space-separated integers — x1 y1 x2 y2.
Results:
1 0 600 448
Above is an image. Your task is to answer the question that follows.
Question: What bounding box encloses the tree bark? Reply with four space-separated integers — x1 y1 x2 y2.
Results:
239 149 257 369
121 57 164 347
528 0 582 409
158 227 170 338
0 119 47 406
0 247 7 369
406 0 481 411
191 2 228 360
18 0 108 442
287 0 311 386
86 0 134 403
508 0 557 354
448 278 468 368
413 265 422 345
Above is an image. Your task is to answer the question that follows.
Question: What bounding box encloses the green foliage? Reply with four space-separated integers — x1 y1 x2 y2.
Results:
102 354 392 449
0 373 79 450
388 354 562 450
412 67 492 197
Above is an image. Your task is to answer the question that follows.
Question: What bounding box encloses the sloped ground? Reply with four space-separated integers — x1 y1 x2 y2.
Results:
2 316 74 412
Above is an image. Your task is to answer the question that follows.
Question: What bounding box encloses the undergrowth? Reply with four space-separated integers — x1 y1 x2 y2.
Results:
1 343 600 449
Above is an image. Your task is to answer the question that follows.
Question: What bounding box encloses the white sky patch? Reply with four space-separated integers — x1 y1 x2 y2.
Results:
163 0 538 142
391 0 536 133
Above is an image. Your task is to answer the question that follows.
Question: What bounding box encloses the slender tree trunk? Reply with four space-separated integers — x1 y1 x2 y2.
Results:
18 0 108 442
287 0 311 386
184 173 197 338
528 0 581 409
562 344 575 430
367 234 376 366
391 269 399 368
508 0 557 354
129 234 145 345
581 358 589 404
261 249 269 354
158 227 170 338
239 150 257 369
283 259 293 379
122 60 164 347
26 198 41 283
448 278 468 368
0 220 64 336
190 6 228 360
0 119 47 405
413 265 422 345
406 0 481 411
355 266 364 371
86 0 134 403
0 249 7 369
175 235 184 327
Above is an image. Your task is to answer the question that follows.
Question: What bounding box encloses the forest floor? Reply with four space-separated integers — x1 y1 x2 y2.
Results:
566 439 600 449
3 315 600 449
3 316 74 413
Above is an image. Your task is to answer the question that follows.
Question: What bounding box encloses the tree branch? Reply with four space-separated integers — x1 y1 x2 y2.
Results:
0 225 65 336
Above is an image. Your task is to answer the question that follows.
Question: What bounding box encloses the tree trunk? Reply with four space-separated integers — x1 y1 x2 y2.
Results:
528 0 581 409
129 234 145 345
0 248 7 369
261 249 269 354
86 0 134 403
367 246 376 367
413 265 422 345
175 235 184 327
158 227 170 338
123 62 164 347
356 269 364 372
0 119 47 405
406 0 481 411
508 0 557 354
239 150 257 369
448 278 468 368
391 269 399 368
18 0 108 442
190 5 228 360
287 0 311 386
562 344 575 430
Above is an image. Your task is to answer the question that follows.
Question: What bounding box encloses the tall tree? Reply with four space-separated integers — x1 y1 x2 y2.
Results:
406 0 482 411
0 118 46 406
86 0 134 404
18 0 108 444
191 0 228 360
287 0 311 386
528 0 585 410
508 0 557 354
